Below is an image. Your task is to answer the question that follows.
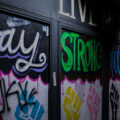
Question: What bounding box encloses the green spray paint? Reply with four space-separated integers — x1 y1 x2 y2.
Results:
71 33 79 71
61 32 73 72
77 38 88 72
61 31 102 72
96 42 102 70
85 40 92 68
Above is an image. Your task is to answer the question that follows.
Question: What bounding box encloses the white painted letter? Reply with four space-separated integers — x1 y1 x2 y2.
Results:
89 8 97 26
59 0 76 19
71 0 76 19
78 0 87 22
15 32 47 72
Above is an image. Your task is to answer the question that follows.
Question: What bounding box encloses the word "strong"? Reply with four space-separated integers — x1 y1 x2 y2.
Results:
61 32 102 72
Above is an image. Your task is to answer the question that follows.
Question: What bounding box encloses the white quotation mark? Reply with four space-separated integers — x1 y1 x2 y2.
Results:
42 26 49 37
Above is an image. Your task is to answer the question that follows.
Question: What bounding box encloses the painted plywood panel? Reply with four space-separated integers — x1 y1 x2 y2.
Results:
109 45 120 120
0 13 49 120
61 30 102 120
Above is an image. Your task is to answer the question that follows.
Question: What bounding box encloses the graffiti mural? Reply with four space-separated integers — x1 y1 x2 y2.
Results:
87 85 100 120
109 45 120 120
61 32 102 73
15 90 45 120
0 13 49 120
63 87 82 120
61 30 102 120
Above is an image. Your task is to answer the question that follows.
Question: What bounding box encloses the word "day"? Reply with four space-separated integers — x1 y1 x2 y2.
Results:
0 28 47 73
